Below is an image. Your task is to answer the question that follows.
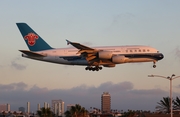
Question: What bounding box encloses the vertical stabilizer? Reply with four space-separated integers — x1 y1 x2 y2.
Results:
16 23 53 51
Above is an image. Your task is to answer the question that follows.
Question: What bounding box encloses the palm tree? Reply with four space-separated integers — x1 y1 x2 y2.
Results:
37 107 54 117
64 104 89 117
64 110 71 117
156 97 170 113
173 96 180 110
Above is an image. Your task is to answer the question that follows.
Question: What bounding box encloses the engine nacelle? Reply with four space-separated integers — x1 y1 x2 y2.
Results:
103 64 115 67
112 55 127 64
98 51 112 59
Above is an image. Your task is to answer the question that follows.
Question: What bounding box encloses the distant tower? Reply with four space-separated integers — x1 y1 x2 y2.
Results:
7 104 10 111
52 99 64 116
47 103 50 108
27 102 30 113
44 102 47 109
62 101 64 114
101 92 111 113
37 104 40 111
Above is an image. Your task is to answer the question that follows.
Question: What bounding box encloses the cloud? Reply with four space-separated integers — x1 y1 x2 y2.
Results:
0 81 174 113
0 82 28 92
11 57 27 70
98 81 133 93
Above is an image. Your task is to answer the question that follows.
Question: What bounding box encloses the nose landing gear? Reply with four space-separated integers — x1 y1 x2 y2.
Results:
153 61 156 68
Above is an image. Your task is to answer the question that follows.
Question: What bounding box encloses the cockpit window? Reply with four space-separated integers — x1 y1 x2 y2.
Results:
157 51 159 53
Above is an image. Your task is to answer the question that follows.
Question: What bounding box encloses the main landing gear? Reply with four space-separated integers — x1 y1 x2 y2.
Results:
153 61 156 68
85 66 103 71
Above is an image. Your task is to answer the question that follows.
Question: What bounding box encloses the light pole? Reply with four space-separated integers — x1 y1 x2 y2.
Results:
148 74 180 117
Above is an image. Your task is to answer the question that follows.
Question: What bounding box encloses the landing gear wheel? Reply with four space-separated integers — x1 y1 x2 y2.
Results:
85 66 103 71
95 67 99 71
153 61 157 68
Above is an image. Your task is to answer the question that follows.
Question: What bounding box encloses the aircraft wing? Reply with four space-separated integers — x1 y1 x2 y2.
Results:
66 40 94 50
19 50 46 57
66 40 102 65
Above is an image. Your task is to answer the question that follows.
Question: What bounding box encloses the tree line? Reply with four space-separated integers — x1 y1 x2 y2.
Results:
36 104 89 117
36 96 180 117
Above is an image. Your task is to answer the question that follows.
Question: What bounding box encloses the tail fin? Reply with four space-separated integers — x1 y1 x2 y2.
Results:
16 23 53 51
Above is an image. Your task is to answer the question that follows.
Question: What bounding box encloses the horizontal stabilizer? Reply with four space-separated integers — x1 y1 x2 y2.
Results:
19 50 45 57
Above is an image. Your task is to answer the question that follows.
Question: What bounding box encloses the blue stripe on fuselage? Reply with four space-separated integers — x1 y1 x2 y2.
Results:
60 56 85 61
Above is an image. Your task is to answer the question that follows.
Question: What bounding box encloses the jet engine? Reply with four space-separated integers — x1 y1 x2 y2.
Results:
112 55 127 64
98 51 112 59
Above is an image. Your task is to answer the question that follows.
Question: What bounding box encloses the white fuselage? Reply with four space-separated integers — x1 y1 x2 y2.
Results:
22 45 163 67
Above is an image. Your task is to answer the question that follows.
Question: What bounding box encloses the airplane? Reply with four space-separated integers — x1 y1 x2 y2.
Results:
16 23 164 71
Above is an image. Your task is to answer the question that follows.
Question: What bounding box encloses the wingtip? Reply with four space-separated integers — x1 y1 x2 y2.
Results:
66 39 71 45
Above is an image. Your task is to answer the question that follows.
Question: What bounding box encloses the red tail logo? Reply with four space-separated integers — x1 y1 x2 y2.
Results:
24 33 39 46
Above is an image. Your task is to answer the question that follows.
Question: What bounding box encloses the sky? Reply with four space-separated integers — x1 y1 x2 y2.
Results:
1 0 180 113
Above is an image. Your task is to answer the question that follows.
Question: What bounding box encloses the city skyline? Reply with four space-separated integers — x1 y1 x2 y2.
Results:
0 0 180 113
0 81 176 112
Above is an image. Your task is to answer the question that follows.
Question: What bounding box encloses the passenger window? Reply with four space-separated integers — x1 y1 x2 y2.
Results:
143 49 146 52
126 50 128 53
130 50 132 52
134 50 137 52
139 50 141 52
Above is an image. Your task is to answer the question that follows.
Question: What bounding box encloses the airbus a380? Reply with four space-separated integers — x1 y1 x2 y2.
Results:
16 23 164 71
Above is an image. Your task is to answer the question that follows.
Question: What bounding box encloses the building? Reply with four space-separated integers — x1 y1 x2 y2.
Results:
44 102 47 109
0 104 7 112
101 92 111 113
19 107 25 113
7 104 10 112
0 104 10 112
37 104 40 111
27 102 30 113
66 104 75 111
52 100 64 116
47 103 50 108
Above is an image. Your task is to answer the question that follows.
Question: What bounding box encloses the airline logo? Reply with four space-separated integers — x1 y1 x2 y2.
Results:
24 33 39 46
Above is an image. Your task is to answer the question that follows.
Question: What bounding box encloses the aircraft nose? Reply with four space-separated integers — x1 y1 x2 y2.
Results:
158 53 164 60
